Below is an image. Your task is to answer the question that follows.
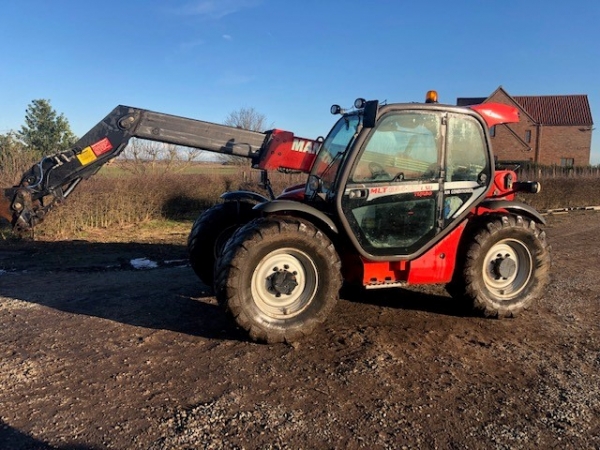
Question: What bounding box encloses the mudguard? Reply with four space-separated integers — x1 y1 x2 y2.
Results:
253 199 339 233
220 190 270 205
479 200 546 225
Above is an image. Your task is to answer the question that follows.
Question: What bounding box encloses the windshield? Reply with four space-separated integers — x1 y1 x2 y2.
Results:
310 114 361 192
350 112 441 183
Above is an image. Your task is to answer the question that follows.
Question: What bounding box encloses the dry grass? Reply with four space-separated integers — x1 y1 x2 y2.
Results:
34 166 306 239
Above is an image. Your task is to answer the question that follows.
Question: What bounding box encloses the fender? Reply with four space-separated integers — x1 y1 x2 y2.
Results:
479 199 546 225
254 199 339 234
220 190 270 205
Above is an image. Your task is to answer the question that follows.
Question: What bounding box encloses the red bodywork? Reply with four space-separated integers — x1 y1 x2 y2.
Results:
469 102 520 127
359 222 467 287
256 130 320 173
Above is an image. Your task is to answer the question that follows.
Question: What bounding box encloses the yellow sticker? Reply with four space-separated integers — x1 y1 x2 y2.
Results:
77 147 97 166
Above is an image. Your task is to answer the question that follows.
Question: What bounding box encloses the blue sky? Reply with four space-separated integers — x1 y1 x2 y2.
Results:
1 0 599 163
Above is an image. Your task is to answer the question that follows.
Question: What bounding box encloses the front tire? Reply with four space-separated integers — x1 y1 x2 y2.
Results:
215 217 342 343
449 215 550 317
187 202 255 287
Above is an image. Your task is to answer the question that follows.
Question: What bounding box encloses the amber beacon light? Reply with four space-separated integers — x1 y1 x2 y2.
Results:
425 90 438 103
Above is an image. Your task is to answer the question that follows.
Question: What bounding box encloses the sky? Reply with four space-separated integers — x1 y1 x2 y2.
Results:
1 0 599 163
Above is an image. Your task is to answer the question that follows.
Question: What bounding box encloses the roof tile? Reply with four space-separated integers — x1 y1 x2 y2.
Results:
513 95 593 126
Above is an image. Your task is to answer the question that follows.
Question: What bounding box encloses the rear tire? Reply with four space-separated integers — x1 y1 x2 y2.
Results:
187 202 255 287
448 215 550 317
215 217 342 343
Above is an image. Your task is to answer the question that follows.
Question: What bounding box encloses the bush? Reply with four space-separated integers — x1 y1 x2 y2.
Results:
34 166 306 239
517 177 600 211
0 132 38 187
510 163 600 179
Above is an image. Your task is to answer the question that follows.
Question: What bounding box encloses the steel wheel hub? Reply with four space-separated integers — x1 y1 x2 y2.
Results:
266 270 299 296
251 248 318 319
483 239 533 299
492 255 517 279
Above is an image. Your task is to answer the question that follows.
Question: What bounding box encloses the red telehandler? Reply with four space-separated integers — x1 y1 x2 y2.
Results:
1 92 550 343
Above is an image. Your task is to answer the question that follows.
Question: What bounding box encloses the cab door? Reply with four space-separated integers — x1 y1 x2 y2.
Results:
339 109 491 259
340 110 444 258
442 112 491 224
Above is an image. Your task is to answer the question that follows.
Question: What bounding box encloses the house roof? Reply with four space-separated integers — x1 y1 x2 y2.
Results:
513 95 593 126
457 89 593 126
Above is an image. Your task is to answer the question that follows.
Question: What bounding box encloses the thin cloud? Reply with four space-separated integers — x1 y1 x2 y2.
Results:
175 0 262 19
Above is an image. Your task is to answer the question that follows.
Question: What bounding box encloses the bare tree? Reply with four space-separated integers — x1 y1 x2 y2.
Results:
224 107 268 132
222 107 270 165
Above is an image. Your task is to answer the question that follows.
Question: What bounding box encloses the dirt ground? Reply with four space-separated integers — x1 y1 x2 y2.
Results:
0 212 598 450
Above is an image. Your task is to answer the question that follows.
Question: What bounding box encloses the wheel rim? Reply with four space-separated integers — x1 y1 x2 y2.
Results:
482 239 533 299
251 248 318 319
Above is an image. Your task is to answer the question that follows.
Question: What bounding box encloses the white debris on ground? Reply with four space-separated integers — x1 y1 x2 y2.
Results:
130 258 159 270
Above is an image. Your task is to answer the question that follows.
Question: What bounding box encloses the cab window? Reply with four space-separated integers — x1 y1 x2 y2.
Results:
351 112 441 183
443 114 490 221
446 115 488 182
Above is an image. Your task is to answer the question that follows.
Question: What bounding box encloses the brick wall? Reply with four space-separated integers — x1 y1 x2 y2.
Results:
538 126 592 166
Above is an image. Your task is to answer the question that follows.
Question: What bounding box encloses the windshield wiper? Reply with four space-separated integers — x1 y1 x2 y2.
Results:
321 150 345 181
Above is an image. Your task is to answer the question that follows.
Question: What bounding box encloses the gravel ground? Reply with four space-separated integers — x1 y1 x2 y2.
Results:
0 211 599 449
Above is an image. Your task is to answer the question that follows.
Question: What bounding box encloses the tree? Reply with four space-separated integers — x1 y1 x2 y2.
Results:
18 99 77 157
224 107 268 132
223 107 270 165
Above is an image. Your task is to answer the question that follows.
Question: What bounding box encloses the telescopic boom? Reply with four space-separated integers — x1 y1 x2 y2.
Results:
1 106 320 232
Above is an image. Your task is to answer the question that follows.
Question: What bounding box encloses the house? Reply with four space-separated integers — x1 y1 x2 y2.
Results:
457 86 594 166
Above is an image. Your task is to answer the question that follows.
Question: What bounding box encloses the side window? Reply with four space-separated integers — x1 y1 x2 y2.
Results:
351 112 441 182
446 115 488 182
443 115 490 221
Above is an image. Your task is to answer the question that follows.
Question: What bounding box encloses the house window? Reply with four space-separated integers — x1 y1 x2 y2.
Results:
525 130 531 143
489 125 496 137
560 158 574 167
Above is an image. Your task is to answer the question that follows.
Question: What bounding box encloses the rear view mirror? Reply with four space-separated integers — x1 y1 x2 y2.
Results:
363 100 379 128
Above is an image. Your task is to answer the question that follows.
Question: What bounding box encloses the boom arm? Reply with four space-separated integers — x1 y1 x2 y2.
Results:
1 106 320 232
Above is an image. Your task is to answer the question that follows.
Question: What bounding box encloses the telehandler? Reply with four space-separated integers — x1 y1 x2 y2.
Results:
1 91 550 343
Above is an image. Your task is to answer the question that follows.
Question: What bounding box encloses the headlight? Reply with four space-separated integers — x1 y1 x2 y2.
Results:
308 175 321 192
354 98 366 109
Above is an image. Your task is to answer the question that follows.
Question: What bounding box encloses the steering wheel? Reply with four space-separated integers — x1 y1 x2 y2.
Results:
368 162 389 180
